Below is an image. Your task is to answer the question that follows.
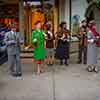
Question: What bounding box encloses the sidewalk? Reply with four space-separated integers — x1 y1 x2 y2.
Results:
0 58 100 100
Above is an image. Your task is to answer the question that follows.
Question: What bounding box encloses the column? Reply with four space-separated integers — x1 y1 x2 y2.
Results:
65 0 70 29
59 0 65 23
19 0 24 44
24 3 30 45
29 9 32 44
53 0 59 33
59 0 70 28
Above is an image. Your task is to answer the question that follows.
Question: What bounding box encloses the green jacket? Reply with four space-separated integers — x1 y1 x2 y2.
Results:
32 29 45 60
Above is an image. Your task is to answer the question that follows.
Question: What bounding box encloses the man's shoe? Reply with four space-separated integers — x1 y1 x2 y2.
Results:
60 61 63 65
17 73 22 77
12 73 22 77
77 61 82 64
64 60 68 66
12 73 17 77
65 63 69 66
16 76 23 80
87 66 93 72
60 60 63 65
16 73 23 80
94 66 99 73
84 62 87 65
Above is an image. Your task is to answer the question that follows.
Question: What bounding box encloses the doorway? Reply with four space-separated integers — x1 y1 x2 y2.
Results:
24 0 57 46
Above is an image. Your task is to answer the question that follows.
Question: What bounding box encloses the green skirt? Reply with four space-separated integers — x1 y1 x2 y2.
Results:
33 48 45 60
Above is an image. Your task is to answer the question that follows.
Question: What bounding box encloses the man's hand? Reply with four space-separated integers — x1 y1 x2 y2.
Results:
7 40 16 46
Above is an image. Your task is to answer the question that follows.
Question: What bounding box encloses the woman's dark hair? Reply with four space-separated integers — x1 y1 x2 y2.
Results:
81 26 87 32
60 22 66 28
81 20 87 23
81 20 88 28
47 24 52 30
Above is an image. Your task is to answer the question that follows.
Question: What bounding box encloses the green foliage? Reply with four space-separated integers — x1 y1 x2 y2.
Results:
85 0 100 18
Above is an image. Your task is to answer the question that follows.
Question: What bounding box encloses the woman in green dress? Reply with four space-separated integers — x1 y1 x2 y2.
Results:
32 21 46 75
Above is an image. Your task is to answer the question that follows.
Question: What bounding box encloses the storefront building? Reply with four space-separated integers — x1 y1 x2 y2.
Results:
0 0 59 46
0 0 100 47
20 0 88 45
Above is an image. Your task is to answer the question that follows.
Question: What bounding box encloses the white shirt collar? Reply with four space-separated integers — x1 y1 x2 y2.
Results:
11 30 16 35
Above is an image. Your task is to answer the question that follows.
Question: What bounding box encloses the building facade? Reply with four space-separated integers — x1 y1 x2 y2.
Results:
59 0 88 28
1 0 100 46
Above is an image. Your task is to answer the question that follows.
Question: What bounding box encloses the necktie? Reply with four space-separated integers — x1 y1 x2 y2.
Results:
13 32 16 40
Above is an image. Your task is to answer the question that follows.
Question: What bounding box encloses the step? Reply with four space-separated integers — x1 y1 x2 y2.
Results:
21 58 33 64
20 49 78 58
21 49 33 53
20 52 33 58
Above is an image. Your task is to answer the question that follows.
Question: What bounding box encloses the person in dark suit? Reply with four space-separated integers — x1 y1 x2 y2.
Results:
77 20 87 64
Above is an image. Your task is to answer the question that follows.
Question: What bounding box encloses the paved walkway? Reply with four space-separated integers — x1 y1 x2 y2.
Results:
0 57 100 100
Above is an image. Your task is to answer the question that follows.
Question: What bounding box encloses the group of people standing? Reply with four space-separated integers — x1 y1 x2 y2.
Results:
4 19 99 78
32 20 100 75
77 20 99 72
32 21 71 75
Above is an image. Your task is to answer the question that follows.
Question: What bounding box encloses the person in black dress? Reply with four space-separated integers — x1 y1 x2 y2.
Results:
55 22 70 66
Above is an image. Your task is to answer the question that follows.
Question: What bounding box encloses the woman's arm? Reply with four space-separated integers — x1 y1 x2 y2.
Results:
32 31 38 48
